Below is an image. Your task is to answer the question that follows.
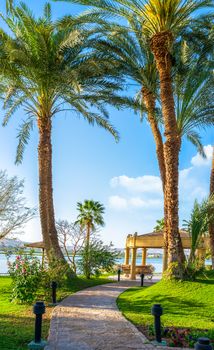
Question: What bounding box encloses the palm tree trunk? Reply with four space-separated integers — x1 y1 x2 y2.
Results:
86 223 90 247
38 116 66 263
142 87 169 255
209 146 214 269
150 32 185 275
85 223 91 279
142 88 166 187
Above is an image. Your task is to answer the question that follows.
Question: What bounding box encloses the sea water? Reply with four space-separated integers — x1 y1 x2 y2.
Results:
0 253 211 275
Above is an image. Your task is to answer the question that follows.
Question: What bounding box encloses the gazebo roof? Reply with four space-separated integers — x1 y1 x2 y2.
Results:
138 230 189 238
24 241 45 249
126 230 208 249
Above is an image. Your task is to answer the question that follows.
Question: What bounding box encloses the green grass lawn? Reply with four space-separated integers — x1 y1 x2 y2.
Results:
0 275 112 350
117 272 214 332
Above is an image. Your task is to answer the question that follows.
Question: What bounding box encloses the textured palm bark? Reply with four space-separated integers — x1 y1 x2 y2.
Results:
209 146 214 269
86 223 91 247
150 31 185 270
142 87 168 254
142 88 166 187
38 116 66 263
38 117 51 257
46 120 66 262
85 223 91 279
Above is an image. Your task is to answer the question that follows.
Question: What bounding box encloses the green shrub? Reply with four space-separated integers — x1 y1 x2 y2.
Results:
8 252 43 304
40 259 70 301
78 239 118 279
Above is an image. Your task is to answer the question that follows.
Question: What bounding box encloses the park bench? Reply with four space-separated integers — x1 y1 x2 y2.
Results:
121 264 154 280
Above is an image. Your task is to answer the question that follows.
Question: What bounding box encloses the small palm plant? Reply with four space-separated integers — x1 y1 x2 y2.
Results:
184 196 214 265
75 200 105 278
0 2 132 263
76 200 105 245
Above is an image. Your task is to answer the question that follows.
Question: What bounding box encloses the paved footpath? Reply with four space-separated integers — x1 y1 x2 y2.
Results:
45 281 164 350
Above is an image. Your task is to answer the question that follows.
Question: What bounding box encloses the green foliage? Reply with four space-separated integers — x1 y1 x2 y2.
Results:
78 239 118 278
183 261 207 281
183 197 214 264
153 218 165 232
75 200 105 231
40 257 74 301
162 327 214 348
60 0 213 39
0 2 141 164
8 252 43 304
164 262 185 280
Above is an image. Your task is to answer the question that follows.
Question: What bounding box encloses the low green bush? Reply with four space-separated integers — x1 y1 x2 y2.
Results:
8 252 43 304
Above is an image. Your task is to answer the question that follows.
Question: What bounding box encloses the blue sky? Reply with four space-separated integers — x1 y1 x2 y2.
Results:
0 1 213 247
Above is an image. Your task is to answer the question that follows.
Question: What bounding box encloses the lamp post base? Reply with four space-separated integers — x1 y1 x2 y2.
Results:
28 340 48 349
151 340 167 347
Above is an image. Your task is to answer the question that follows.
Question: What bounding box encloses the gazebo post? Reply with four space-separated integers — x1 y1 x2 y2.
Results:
163 248 168 272
130 233 137 280
130 248 137 280
196 247 206 266
124 246 130 265
142 248 147 266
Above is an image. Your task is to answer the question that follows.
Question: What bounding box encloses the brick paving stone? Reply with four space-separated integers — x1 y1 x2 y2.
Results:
45 281 189 350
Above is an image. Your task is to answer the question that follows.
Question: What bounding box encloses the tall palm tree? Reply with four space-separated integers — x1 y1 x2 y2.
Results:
92 23 214 268
61 0 213 276
210 147 214 268
0 2 134 264
138 0 213 274
75 200 105 245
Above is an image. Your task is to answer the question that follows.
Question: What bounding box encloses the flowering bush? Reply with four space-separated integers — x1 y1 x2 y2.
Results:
8 252 43 304
146 325 214 348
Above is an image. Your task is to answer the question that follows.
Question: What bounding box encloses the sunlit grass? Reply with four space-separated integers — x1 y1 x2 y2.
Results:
0 275 111 350
117 272 214 330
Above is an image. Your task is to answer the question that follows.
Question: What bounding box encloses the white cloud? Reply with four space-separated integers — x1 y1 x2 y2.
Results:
108 145 212 219
129 197 145 207
179 167 193 180
110 175 162 194
108 195 128 210
129 197 162 208
108 195 162 211
191 144 213 167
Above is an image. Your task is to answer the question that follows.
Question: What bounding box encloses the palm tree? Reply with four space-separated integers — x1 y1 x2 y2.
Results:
0 2 133 264
62 0 213 276
75 200 105 278
184 200 209 264
184 196 214 266
92 22 214 266
209 147 214 268
76 200 105 245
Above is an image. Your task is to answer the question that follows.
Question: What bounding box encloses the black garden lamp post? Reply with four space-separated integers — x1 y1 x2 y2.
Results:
51 281 58 305
195 338 213 350
28 301 47 349
117 268 121 282
151 304 163 343
140 273 144 287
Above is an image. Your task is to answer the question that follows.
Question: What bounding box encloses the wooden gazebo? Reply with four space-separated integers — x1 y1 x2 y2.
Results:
24 241 45 267
124 231 209 279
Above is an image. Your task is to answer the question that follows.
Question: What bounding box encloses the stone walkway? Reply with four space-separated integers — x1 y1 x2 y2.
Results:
45 281 162 350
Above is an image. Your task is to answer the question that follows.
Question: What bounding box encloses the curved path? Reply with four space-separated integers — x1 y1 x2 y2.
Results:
45 281 157 350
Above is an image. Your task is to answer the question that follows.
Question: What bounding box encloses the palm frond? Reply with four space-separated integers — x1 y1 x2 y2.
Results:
15 117 34 164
